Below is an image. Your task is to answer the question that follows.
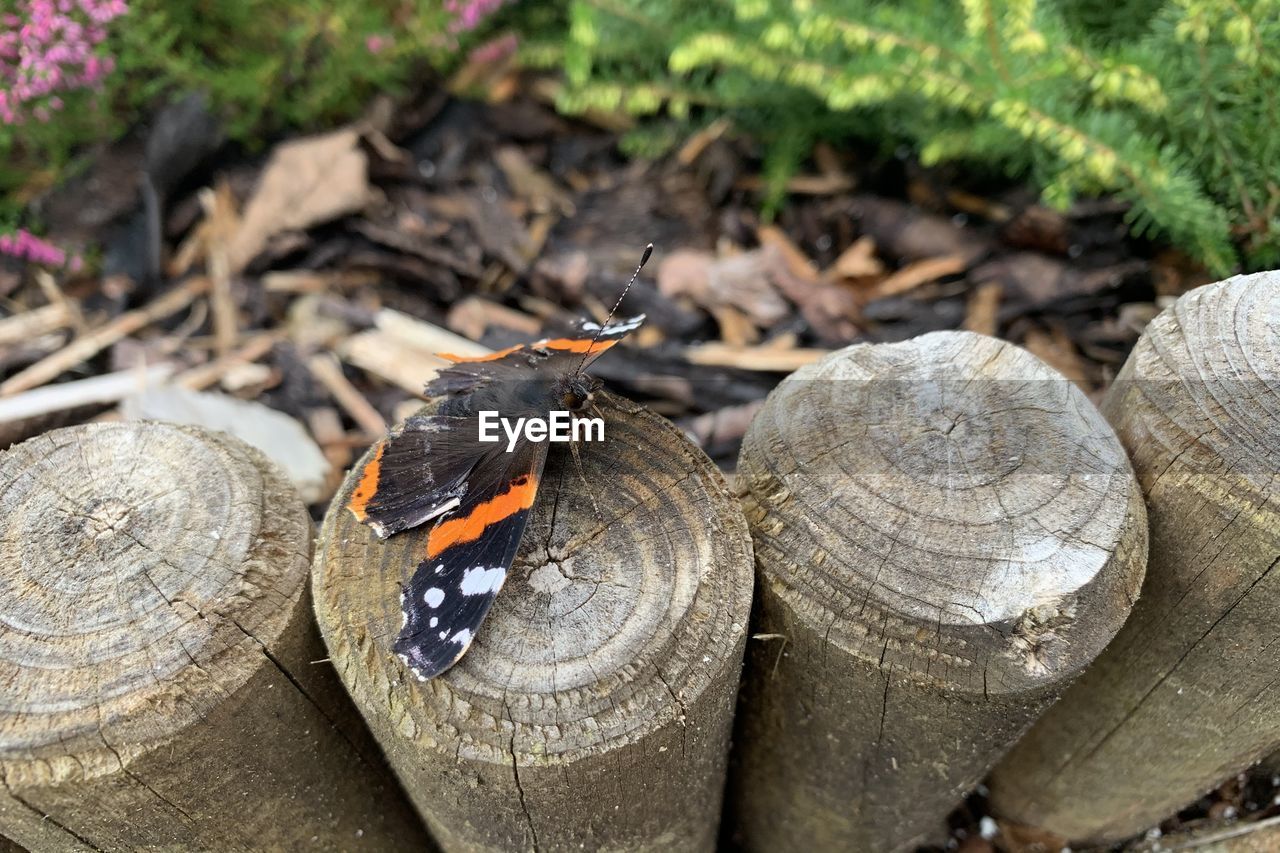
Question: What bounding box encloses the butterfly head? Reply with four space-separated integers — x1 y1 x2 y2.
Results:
559 374 603 412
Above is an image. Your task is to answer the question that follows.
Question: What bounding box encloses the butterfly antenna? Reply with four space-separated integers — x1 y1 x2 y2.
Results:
576 242 653 375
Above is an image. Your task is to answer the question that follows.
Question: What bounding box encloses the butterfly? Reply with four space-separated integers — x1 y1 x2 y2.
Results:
347 246 651 681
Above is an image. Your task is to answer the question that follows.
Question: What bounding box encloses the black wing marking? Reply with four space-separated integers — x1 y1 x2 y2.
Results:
348 413 493 539
393 439 551 680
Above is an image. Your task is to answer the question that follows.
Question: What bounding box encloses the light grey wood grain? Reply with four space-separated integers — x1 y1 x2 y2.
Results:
731 330 1147 852
990 271 1280 844
0 421 426 852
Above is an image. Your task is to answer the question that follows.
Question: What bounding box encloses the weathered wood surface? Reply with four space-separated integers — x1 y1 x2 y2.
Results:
0 422 427 852
313 392 754 852
731 330 1148 852
989 272 1280 843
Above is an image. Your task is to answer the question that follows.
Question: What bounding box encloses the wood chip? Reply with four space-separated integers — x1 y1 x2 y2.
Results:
0 277 210 397
683 342 831 372
963 281 1003 337
830 236 884 281
735 173 855 195
1023 326 1090 389
339 330 449 397
446 297 541 340
307 352 388 437
873 254 969 297
375 309 492 359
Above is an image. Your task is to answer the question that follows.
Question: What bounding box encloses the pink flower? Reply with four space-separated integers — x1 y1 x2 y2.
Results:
444 0 511 33
0 0 127 124
365 33 390 55
0 228 81 269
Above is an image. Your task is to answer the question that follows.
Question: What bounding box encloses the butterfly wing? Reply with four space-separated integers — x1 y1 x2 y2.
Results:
423 315 646 400
393 438 551 680
348 413 494 539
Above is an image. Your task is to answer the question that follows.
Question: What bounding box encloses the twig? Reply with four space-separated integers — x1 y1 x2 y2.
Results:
0 277 210 397
35 270 87 336
173 332 281 390
307 352 388 437
0 364 174 423
200 184 241 358
0 303 71 348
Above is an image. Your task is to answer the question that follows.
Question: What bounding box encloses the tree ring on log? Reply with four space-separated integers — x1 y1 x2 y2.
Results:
315 390 753 765
739 330 1147 694
0 422 312 788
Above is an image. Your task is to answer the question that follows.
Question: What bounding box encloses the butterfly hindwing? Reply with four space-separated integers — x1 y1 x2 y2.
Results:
393 439 551 680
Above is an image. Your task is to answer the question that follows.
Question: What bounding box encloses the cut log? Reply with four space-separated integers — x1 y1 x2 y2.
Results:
989 272 1280 843
313 392 754 851
731 330 1147 852
0 422 427 852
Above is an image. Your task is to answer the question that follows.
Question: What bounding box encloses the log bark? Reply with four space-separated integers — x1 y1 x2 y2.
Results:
313 392 754 852
0 422 427 852
730 330 1147 852
989 272 1280 843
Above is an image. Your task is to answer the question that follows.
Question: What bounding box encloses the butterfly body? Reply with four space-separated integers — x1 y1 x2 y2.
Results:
347 316 643 681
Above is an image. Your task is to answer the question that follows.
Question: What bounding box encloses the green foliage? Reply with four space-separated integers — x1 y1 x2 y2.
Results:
0 1 472 214
551 0 1280 274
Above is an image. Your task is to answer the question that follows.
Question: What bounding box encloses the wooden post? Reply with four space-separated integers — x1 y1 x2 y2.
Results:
313 393 754 852
989 272 1280 843
0 422 428 852
730 330 1147 852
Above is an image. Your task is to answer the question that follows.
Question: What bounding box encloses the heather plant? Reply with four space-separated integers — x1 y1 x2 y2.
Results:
541 0 1280 274
0 0 511 264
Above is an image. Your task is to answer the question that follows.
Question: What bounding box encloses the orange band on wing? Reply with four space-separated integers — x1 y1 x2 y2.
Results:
347 440 386 521
438 344 524 363
539 338 616 355
426 474 539 558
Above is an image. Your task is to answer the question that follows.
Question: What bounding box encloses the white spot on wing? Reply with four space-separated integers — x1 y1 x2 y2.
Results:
429 617 438 628
450 629 473 646
424 587 445 608
460 566 506 596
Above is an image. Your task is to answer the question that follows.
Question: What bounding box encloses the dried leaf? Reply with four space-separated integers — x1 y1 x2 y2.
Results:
657 249 790 328
228 128 372 272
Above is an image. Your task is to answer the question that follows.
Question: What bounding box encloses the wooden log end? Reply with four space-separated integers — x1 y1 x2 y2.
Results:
740 329 1147 692
731 330 1147 852
313 392 754 851
0 421 425 851
990 271 1280 843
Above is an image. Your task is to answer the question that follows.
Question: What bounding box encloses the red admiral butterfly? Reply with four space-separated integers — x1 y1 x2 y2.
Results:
347 246 652 680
